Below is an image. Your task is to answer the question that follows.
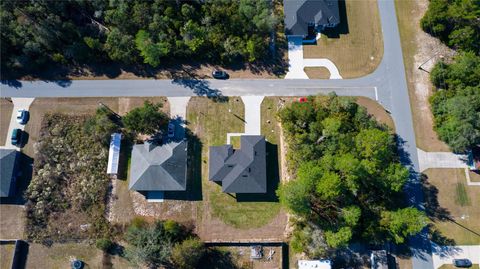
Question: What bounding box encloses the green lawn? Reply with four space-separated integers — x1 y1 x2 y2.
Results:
424 169 480 245
303 0 383 78
187 97 281 229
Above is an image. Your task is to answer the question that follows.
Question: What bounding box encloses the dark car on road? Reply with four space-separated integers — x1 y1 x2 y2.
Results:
11 128 22 146
212 70 228 79
453 259 472 268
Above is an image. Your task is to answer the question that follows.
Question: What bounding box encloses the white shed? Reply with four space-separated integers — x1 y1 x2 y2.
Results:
107 133 122 175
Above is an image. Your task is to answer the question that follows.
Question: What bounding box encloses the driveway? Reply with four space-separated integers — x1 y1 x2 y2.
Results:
166 97 190 140
285 36 342 79
3 98 34 149
418 148 468 172
431 243 480 269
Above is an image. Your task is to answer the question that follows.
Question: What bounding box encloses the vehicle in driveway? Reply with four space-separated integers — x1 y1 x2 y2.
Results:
453 259 472 268
16 109 29 124
212 70 228 79
11 128 22 146
168 123 175 138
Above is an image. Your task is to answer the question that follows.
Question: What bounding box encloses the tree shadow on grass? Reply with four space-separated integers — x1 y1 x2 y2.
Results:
197 248 239 269
420 173 452 222
236 142 279 202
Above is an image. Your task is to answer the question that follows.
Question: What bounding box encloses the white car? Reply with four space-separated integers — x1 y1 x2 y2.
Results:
168 123 175 138
16 109 29 124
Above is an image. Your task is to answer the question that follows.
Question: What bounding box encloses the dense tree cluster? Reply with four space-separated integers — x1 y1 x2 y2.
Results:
429 52 480 152
122 101 169 135
277 95 426 257
124 218 205 269
420 0 480 53
25 112 116 241
1 0 279 76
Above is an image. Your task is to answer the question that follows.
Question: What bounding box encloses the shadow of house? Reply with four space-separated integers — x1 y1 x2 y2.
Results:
129 140 188 200
284 0 341 39
209 136 279 202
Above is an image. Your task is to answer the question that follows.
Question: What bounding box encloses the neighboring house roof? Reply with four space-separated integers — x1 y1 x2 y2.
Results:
209 135 266 193
298 260 332 269
0 149 17 197
284 0 341 36
129 141 187 191
371 250 388 269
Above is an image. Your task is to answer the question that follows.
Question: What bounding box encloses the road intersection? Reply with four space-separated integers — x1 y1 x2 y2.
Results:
0 0 433 267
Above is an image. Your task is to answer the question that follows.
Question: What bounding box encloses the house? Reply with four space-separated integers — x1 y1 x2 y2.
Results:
298 260 332 269
467 146 480 171
209 135 266 193
129 140 187 193
0 149 19 197
284 0 340 38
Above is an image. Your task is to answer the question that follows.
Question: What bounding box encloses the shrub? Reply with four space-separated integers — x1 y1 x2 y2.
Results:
96 238 113 252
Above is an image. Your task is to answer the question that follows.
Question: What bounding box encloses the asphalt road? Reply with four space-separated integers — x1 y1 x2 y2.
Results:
0 0 432 267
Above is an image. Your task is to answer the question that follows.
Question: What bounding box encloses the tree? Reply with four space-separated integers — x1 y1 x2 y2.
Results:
124 220 185 268
381 208 428 244
96 238 113 252
277 95 426 255
122 101 168 135
171 238 206 269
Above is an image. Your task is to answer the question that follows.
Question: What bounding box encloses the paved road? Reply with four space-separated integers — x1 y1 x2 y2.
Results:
0 0 432 267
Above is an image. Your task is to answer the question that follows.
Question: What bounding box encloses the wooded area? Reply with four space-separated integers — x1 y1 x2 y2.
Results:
277 95 426 257
421 0 480 152
0 0 280 78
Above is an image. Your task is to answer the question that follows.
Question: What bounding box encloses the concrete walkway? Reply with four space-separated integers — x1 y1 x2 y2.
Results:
431 243 480 269
417 148 468 172
285 36 342 79
4 98 35 149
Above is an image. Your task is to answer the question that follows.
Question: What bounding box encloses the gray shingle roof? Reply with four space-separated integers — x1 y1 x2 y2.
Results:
129 141 187 191
284 0 341 36
209 136 266 193
1 149 17 197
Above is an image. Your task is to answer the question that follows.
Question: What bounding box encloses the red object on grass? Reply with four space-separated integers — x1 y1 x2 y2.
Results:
298 97 308 103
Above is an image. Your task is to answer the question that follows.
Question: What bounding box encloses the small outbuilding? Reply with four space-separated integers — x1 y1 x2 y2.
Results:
0 149 19 198
107 133 122 176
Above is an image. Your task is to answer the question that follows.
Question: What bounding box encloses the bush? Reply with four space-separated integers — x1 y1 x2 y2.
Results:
96 238 113 252
171 238 206 269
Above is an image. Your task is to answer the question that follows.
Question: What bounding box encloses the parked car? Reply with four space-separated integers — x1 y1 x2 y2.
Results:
16 109 29 124
453 259 472 268
168 123 175 138
212 70 228 79
298 97 308 103
11 128 22 146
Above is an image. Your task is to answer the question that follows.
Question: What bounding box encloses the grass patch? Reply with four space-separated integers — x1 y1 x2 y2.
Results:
470 171 480 182
304 67 330 79
455 182 470 206
356 97 395 131
424 169 480 245
303 0 383 78
0 243 14 269
230 135 241 149
187 97 281 229
0 99 13 146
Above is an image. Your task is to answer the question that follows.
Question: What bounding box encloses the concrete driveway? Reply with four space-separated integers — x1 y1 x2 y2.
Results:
431 243 480 269
3 98 34 149
418 149 468 172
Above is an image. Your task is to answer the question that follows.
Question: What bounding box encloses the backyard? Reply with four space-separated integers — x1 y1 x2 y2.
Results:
303 0 383 78
424 169 480 245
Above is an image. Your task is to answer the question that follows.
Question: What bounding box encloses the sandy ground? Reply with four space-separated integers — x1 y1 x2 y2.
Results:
397 0 455 152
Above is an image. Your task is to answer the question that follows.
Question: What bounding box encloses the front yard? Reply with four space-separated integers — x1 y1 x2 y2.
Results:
424 169 480 245
303 0 383 78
